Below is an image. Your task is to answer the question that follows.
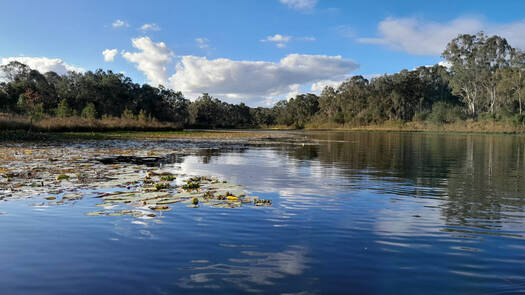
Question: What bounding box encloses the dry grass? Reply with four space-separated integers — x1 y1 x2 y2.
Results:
0 114 181 132
304 119 525 134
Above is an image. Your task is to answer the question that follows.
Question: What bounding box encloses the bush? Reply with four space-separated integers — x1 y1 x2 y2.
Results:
121 108 135 120
333 112 345 124
56 99 74 118
427 102 465 124
356 108 383 124
511 114 525 125
413 110 430 122
81 103 98 119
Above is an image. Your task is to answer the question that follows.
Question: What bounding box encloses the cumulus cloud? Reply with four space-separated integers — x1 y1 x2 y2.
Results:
358 17 525 55
195 38 209 49
122 37 173 86
102 48 118 62
280 0 318 11
168 54 359 102
121 36 357 105
139 23 161 32
310 78 348 92
112 19 129 28
0 56 84 75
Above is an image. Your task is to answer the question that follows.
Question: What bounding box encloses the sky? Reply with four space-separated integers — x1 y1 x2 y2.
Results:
1 0 524 106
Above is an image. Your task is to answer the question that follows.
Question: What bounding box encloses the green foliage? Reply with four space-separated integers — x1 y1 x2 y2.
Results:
137 109 149 122
182 181 200 190
81 103 97 119
56 99 74 118
333 112 345 124
17 91 44 122
121 108 135 120
511 114 525 125
159 175 175 181
413 111 430 122
154 183 170 190
427 102 465 124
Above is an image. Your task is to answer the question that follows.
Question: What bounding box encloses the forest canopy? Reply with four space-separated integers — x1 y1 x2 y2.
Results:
1 32 524 130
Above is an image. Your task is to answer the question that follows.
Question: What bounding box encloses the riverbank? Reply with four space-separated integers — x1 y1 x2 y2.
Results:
302 119 525 134
0 129 289 142
3 118 525 142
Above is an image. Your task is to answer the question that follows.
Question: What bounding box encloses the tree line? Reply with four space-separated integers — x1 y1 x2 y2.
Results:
1 32 524 130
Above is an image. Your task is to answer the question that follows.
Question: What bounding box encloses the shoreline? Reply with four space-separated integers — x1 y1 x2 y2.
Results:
2 122 525 142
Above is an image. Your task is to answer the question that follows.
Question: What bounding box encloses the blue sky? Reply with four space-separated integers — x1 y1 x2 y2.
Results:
1 0 524 106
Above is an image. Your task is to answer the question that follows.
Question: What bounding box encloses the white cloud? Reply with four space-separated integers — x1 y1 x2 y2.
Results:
102 48 118 62
310 78 348 92
122 37 173 86
112 19 129 28
195 38 209 49
261 34 291 48
261 34 316 48
139 23 161 32
168 53 359 104
358 17 525 56
0 56 84 75
280 0 317 11
298 36 316 41
262 34 292 43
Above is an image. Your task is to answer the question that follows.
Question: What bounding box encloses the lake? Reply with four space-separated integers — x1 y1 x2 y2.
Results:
0 131 524 294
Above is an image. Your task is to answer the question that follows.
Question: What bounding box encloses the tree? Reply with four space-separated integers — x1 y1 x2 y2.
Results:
17 89 44 131
443 32 513 115
56 99 74 118
121 108 135 120
81 103 97 119
497 50 525 113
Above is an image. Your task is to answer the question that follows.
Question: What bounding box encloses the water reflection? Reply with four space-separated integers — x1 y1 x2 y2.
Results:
183 132 525 238
178 245 309 293
1 131 525 294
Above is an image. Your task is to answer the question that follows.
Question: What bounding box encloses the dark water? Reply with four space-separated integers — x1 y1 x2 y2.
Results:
1 131 525 294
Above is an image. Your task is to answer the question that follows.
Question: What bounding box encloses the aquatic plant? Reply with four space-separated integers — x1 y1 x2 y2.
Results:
160 175 175 181
182 181 200 190
55 174 70 180
254 199 272 206
154 183 170 190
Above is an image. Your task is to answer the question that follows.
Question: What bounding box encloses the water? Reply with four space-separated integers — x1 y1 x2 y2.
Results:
1 131 524 294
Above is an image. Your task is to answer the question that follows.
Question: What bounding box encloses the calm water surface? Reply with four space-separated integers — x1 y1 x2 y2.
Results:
1 131 525 294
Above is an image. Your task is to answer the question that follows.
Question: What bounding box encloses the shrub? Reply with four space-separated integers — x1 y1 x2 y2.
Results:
81 103 98 119
56 99 74 118
121 108 135 120
413 110 430 122
511 114 525 125
333 112 345 124
427 102 465 124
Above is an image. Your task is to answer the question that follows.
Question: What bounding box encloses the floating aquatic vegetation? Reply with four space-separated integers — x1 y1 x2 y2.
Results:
182 181 200 190
0 141 272 218
154 183 170 191
254 199 272 206
159 175 175 181
55 174 70 180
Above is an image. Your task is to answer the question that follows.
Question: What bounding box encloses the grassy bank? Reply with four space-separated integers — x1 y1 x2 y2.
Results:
0 114 182 133
0 129 283 142
304 119 525 134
